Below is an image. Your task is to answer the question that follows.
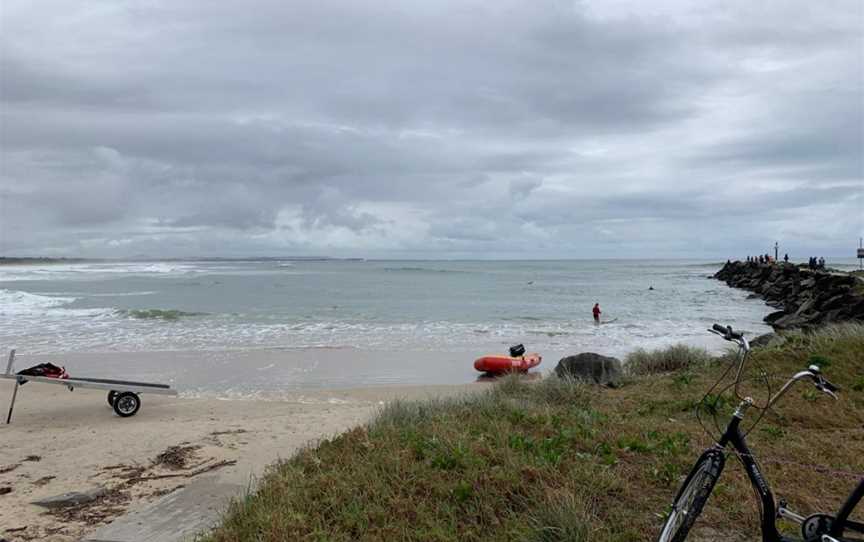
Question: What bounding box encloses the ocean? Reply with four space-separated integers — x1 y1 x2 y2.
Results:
2 258 847 394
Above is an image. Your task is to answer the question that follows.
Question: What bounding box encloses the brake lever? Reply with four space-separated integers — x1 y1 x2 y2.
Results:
816 383 839 400
814 375 839 400
707 328 733 341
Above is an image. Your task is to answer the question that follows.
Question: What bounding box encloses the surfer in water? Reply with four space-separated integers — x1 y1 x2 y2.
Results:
592 303 601 324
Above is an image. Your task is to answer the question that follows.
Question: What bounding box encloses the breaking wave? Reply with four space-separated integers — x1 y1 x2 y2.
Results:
0 289 77 315
118 309 208 321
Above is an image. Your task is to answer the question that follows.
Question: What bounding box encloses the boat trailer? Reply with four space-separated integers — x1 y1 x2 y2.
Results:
3 349 177 423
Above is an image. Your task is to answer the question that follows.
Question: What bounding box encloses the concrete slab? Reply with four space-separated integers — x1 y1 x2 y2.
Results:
82 477 246 542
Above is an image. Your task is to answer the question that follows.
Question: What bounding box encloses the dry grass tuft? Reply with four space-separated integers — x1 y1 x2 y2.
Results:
625 343 713 376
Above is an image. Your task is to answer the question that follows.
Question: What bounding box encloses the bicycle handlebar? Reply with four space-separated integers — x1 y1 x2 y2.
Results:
809 364 840 398
709 323 841 407
711 323 743 341
816 380 840 399
767 365 840 410
709 324 750 399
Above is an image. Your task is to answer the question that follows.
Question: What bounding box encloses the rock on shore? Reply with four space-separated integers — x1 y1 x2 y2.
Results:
714 261 864 330
554 353 624 387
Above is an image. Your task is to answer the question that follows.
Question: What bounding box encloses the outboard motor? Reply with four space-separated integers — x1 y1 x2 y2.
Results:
509 344 526 357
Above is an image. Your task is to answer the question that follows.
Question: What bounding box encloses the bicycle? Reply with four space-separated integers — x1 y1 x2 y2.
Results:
656 323 864 542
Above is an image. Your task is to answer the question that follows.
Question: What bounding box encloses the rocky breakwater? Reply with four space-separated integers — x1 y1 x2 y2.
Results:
714 261 864 330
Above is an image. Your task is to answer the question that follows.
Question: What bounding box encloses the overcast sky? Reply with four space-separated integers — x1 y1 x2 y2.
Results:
1 0 862 259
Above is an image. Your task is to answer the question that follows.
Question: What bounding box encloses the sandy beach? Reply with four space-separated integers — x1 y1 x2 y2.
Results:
0 378 479 541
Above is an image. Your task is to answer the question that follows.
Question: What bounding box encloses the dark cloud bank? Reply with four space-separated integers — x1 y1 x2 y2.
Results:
1 0 862 258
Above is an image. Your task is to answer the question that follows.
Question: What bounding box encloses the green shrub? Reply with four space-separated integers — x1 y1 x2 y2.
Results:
625 344 713 376
808 354 832 368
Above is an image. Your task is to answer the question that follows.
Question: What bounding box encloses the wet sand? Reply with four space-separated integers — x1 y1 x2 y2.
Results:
6 348 530 393
0 379 480 542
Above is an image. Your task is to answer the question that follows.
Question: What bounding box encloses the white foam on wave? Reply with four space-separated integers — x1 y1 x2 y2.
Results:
32 291 158 297
134 263 196 274
0 288 77 314
0 289 118 353
0 265 85 282
0 262 203 282
76 263 200 275
0 307 772 358
94 291 159 297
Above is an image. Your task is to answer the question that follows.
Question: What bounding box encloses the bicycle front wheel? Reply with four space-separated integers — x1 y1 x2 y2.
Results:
657 449 725 542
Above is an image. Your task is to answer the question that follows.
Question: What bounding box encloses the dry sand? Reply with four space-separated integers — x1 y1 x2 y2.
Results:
0 379 480 541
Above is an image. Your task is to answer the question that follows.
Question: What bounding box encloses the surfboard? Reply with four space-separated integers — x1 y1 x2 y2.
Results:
600 318 619 325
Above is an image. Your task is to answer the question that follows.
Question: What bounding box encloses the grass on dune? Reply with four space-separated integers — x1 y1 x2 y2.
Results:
203 324 864 542
624 344 713 376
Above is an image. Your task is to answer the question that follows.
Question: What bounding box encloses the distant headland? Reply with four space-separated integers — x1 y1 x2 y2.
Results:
0 256 363 266
0 257 96 266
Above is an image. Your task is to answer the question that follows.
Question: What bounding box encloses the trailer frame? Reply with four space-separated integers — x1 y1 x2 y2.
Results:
3 349 177 423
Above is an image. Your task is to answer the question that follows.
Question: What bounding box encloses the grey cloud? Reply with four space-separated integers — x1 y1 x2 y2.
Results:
0 0 861 258
509 177 543 199
428 218 502 242
687 89 863 179
299 187 386 232
166 183 280 230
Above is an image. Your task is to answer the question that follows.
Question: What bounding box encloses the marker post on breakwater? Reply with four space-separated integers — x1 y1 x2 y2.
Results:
858 237 863 270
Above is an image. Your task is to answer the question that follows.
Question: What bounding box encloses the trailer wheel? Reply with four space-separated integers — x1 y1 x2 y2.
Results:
107 391 118 406
113 392 141 417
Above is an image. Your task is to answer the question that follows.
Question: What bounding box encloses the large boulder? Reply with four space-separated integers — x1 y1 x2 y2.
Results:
749 332 778 349
764 311 787 325
794 298 817 316
773 312 818 330
555 353 623 387
848 298 864 320
817 309 846 325
822 293 854 312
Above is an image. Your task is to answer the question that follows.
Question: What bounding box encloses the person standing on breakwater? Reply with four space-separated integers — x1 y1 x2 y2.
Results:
593 303 602 324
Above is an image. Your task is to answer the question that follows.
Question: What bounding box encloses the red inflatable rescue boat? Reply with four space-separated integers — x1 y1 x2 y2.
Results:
474 353 542 375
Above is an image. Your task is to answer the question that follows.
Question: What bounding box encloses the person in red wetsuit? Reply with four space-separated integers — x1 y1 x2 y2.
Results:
592 303 601 324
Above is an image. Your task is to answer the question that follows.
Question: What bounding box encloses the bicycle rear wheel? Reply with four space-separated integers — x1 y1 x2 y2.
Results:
657 449 725 542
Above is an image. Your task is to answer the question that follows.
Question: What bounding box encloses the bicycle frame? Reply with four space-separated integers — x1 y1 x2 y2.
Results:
661 325 861 542
714 401 864 541
830 480 864 539
715 405 784 541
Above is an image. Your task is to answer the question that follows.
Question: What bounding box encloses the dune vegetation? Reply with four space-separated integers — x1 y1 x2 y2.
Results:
203 324 864 541
624 344 714 376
